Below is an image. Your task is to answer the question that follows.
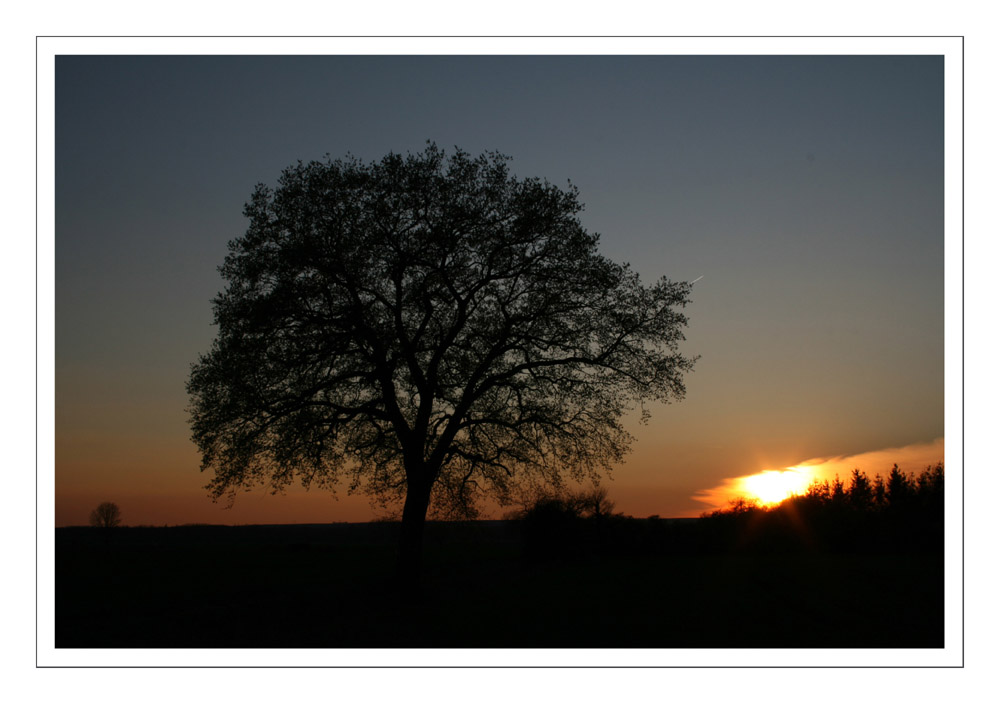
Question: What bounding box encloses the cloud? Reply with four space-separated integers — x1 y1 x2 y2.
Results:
690 437 944 515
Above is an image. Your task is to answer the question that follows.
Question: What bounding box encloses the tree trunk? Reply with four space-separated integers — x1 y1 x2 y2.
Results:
397 479 432 591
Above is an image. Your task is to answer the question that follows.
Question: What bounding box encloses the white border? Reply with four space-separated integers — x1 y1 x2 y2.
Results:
37 35 963 668
43 35 955 56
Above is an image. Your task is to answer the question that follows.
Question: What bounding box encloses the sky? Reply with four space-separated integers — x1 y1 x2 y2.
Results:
54 54 944 525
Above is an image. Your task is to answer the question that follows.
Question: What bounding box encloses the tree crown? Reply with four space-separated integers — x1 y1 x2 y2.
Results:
89 502 122 528
188 144 696 516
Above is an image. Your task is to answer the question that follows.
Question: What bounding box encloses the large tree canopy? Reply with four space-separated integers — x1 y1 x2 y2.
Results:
188 144 695 576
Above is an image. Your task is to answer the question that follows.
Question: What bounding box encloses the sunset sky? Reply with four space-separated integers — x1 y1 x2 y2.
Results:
54 54 945 526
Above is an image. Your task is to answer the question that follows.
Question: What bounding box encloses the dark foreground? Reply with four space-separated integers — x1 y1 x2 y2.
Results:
55 517 943 648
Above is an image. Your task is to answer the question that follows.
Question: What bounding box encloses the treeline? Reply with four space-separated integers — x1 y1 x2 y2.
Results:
516 464 944 561
699 463 944 554
714 463 944 516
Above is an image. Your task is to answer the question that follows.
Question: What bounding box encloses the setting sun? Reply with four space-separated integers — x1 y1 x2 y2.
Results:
739 467 814 506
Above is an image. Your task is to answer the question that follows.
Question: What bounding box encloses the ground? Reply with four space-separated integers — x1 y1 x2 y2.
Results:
55 521 943 648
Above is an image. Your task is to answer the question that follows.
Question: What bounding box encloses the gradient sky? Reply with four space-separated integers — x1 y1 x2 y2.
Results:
55 55 944 525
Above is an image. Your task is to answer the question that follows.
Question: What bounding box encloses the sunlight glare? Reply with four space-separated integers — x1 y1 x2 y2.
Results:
739 467 814 506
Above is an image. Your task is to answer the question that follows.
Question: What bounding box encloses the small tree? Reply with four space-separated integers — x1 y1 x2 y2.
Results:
886 464 913 506
187 144 696 585
572 486 617 519
89 502 122 528
830 475 847 504
724 496 763 515
872 473 887 506
848 468 873 510
917 463 944 497
805 479 832 502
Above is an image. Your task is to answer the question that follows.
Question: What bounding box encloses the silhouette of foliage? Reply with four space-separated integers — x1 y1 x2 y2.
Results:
830 474 847 505
872 472 887 505
517 487 626 561
187 144 697 582
886 463 913 506
572 486 617 519
848 468 873 508
89 502 122 528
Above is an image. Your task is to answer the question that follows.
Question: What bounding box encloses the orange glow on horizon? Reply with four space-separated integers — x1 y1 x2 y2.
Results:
690 437 945 515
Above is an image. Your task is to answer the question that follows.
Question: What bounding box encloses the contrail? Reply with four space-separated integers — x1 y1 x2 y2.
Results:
690 275 704 284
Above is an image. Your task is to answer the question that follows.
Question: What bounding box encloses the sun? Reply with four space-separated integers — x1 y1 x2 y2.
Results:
739 467 813 506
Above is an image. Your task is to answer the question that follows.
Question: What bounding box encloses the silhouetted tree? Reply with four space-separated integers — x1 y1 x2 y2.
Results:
848 468 873 509
886 464 913 506
89 502 122 528
708 496 763 517
872 473 887 506
573 486 617 519
187 144 697 585
917 462 944 498
830 475 847 506
805 478 831 502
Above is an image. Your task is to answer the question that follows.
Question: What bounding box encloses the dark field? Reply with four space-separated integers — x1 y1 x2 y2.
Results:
55 518 944 648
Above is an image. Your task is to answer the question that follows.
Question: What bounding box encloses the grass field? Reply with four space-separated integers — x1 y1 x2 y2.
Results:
55 520 943 648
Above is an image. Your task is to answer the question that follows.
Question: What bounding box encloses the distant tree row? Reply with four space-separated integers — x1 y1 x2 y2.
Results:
705 463 944 518
795 463 944 512
702 463 944 554
510 463 946 561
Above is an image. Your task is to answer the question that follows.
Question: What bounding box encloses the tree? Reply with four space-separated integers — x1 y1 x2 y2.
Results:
830 475 847 504
89 502 122 528
848 468 873 509
571 486 617 519
872 473 887 506
187 144 696 584
886 464 913 506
